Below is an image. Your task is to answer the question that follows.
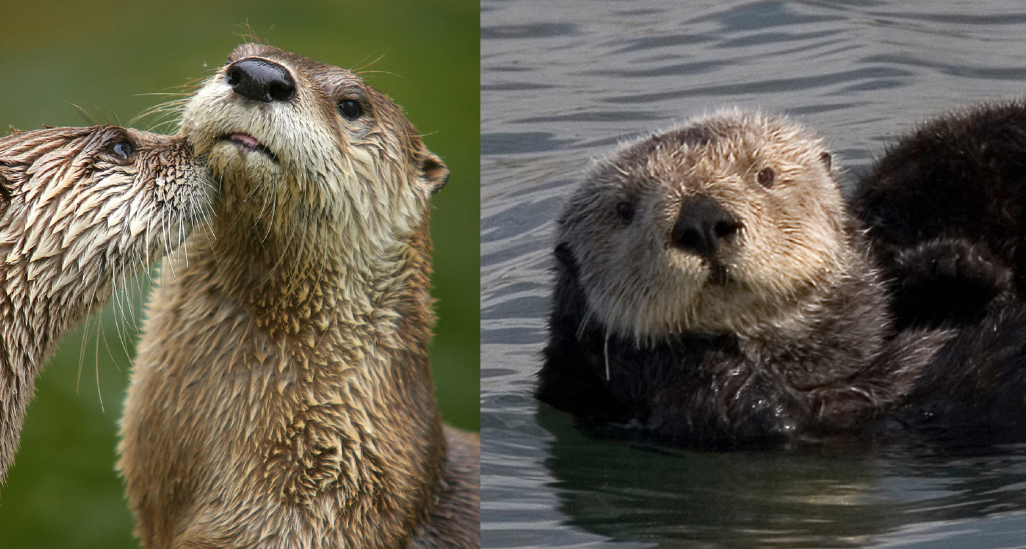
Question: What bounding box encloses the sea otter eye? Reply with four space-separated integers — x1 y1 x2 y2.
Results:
616 201 635 225
757 167 775 188
111 140 136 161
338 100 363 120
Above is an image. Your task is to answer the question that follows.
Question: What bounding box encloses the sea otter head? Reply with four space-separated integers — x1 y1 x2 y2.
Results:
556 110 847 339
180 43 449 253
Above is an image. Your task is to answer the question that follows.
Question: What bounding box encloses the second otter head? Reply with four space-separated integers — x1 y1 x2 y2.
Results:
0 125 213 317
557 110 844 339
0 125 213 484
181 43 450 250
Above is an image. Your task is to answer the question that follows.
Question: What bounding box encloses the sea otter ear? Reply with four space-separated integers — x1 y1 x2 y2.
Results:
416 149 449 194
819 151 832 171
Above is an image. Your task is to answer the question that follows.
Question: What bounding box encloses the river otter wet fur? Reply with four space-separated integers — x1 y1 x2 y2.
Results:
117 44 478 548
853 101 1026 330
537 110 959 446
0 125 211 484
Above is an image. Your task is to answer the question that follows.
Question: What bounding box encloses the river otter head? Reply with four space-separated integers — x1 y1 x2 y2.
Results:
557 110 845 340
118 44 462 547
0 125 212 483
0 125 213 334
180 43 449 263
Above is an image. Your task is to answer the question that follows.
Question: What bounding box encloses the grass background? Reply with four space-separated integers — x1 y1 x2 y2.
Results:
0 1 479 547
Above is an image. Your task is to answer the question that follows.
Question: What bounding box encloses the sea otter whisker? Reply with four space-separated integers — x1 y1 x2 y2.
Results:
604 332 611 382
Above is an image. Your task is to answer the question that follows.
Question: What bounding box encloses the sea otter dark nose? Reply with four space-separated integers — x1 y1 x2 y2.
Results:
670 195 740 258
225 58 296 103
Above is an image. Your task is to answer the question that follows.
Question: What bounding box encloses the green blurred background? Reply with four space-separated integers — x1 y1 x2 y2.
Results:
0 1 479 547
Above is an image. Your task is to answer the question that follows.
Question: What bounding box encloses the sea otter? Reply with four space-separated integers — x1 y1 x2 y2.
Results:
0 125 212 484
537 110 956 446
853 101 1026 330
117 44 479 548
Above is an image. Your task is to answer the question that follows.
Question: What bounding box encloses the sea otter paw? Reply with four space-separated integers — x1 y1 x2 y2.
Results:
891 238 1013 326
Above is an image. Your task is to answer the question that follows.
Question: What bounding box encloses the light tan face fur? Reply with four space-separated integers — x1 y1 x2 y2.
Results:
0 126 212 339
560 110 846 340
180 43 448 263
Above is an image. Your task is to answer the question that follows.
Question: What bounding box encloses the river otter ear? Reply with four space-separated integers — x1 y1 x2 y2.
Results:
417 149 449 194
0 164 13 213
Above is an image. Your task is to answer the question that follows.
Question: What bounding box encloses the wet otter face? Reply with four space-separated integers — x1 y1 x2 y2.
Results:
0 124 212 357
180 43 449 250
558 111 845 339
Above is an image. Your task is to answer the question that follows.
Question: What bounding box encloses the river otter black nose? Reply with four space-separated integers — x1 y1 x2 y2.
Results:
670 195 740 258
225 58 296 103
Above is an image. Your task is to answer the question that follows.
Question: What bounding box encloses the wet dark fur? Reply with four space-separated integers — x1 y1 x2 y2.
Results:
850 102 1026 443
894 302 1026 444
537 113 952 446
539 238 952 447
853 101 1026 329
539 111 1026 448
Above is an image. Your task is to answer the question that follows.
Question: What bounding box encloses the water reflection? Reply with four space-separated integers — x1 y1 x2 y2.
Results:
541 406 1026 547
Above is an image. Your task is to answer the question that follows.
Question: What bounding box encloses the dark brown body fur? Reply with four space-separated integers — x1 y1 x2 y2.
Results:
851 101 1026 442
854 101 1026 329
118 44 478 548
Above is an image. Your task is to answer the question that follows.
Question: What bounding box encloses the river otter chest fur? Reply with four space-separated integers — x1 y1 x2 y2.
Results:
537 111 950 445
117 44 478 548
0 125 211 484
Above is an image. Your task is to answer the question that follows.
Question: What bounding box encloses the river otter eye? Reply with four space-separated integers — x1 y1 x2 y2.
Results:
338 100 363 120
616 201 635 225
111 141 136 161
757 167 775 188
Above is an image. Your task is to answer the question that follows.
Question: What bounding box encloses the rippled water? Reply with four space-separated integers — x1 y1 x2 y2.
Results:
481 1 1026 547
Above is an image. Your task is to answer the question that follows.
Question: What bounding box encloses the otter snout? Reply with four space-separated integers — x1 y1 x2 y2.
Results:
226 58 296 103
670 195 740 258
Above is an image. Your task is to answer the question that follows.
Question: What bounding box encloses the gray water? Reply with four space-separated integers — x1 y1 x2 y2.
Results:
481 1 1026 547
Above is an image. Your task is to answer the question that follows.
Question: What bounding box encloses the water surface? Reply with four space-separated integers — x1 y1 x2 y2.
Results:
482 1 1026 547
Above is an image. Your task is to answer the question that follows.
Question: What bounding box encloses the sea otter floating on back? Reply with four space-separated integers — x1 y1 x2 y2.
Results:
538 109 1026 447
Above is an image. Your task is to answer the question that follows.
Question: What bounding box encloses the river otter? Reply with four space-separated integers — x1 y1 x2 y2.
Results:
853 101 1026 330
0 125 212 485
537 110 953 446
117 44 479 548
